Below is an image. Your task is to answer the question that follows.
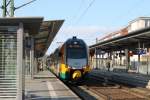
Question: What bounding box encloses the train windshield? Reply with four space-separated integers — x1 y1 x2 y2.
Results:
67 47 86 59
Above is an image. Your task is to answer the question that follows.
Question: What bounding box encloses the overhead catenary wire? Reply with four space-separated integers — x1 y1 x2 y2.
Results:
14 0 37 10
0 0 38 17
50 0 96 54
71 0 85 21
74 0 96 38
117 0 145 24
75 0 96 25
62 0 85 37
66 0 96 37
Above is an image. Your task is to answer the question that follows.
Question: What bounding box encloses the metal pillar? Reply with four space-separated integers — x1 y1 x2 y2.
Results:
110 52 112 60
110 51 112 70
90 54 92 69
120 51 122 65
95 48 98 69
16 23 24 100
112 51 115 68
30 37 34 79
138 42 141 73
138 54 140 73
100 54 102 69
125 49 129 71
2 0 6 17
147 54 149 75
148 48 150 75
102 54 104 69
98 54 100 69
97 54 99 69
2 0 14 17
34 58 38 74
10 0 14 16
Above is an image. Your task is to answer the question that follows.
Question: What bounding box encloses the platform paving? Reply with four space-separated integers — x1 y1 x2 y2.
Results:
90 69 150 87
25 70 81 100
33 70 56 79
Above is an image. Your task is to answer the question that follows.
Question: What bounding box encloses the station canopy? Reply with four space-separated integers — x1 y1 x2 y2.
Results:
0 17 64 58
35 20 64 57
0 17 43 34
90 27 150 52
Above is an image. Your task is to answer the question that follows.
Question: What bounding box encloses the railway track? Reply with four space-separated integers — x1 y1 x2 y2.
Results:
67 74 149 100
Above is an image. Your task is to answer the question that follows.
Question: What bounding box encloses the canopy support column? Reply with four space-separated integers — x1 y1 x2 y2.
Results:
16 22 24 100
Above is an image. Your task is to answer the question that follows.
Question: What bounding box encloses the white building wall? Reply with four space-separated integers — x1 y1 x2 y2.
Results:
145 19 150 27
139 20 145 29
129 19 145 32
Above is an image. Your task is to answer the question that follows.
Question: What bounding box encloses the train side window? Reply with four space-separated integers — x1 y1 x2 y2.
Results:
59 52 62 57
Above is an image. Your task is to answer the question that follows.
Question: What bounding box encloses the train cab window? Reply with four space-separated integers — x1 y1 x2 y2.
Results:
58 52 62 57
67 47 86 59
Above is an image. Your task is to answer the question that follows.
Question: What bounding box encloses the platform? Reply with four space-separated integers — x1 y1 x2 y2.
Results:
33 70 56 79
25 70 81 100
90 69 150 87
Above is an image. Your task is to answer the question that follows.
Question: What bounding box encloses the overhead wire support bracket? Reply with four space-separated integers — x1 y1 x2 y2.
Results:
14 0 37 10
6 0 11 7
1 0 38 17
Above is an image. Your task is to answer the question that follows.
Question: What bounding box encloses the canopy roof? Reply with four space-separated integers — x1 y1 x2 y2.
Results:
35 20 64 57
90 27 150 52
0 17 43 34
0 17 64 57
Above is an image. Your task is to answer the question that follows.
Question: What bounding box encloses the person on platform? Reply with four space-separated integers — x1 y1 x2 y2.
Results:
107 59 110 71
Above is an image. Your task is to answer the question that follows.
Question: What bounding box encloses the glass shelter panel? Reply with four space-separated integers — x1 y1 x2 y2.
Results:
0 26 17 98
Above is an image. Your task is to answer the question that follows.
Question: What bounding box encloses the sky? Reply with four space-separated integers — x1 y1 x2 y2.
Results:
0 0 150 55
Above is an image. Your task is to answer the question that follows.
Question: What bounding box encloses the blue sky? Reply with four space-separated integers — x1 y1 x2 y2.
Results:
1 0 150 55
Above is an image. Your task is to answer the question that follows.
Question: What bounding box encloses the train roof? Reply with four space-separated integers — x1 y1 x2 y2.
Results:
50 36 86 56
65 36 86 45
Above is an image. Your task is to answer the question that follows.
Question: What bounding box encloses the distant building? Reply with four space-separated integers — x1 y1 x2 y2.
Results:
97 17 150 42
98 27 128 42
128 17 150 32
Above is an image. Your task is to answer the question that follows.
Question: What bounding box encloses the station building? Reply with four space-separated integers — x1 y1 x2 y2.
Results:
0 17 64 99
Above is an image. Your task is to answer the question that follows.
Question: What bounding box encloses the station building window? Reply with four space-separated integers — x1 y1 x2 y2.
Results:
0 26 17 96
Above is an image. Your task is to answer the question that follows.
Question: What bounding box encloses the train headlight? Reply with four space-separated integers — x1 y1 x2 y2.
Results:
83 65 91 72
72 70 81 80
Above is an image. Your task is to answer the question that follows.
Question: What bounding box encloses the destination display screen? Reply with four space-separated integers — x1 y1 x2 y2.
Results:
68 44 81 48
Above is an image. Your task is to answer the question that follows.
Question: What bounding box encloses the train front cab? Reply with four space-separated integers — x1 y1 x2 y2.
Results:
59 64 91 82
53 36 91 83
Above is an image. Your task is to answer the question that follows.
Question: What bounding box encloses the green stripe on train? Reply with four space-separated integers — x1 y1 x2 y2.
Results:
60 72 69 80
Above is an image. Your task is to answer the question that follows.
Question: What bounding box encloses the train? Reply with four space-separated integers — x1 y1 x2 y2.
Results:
49 36 91 83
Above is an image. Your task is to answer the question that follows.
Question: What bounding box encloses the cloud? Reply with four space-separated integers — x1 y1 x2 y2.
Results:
46 25 119 55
